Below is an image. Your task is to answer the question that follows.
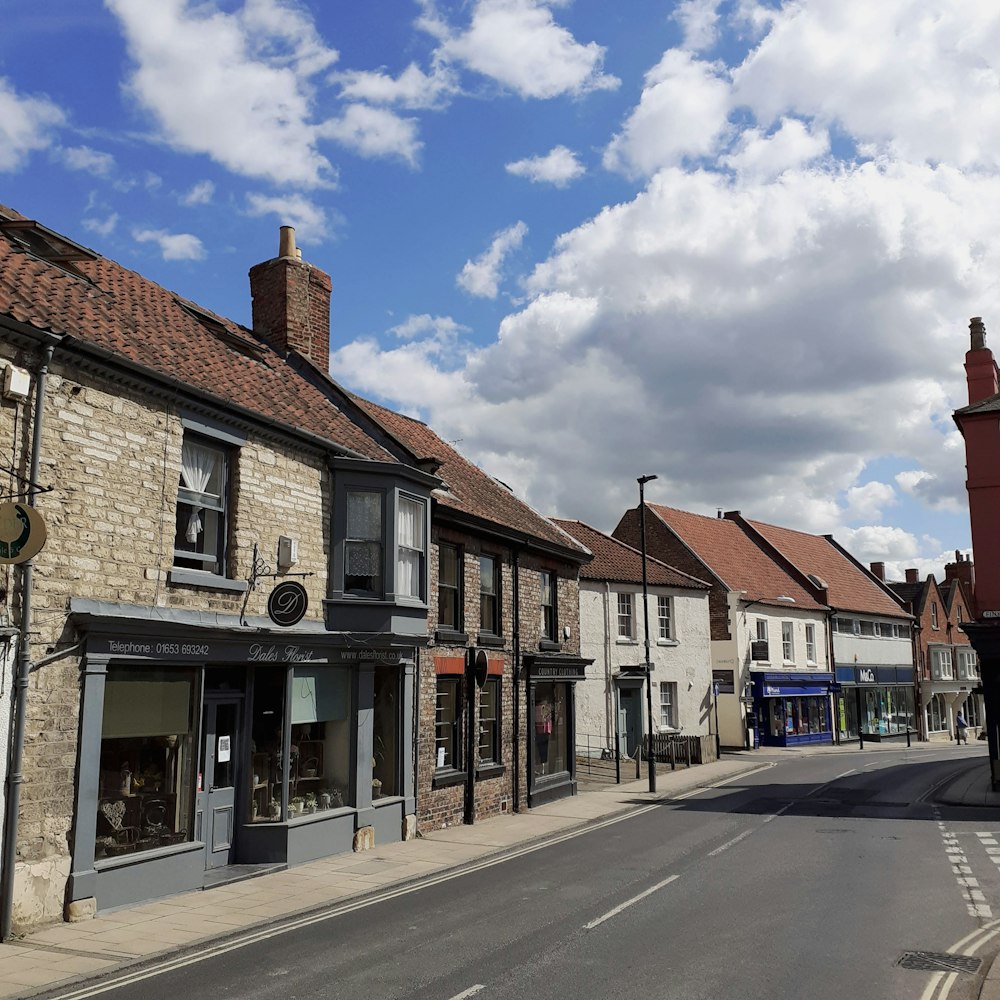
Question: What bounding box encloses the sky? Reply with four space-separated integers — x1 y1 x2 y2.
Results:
1 0 995 582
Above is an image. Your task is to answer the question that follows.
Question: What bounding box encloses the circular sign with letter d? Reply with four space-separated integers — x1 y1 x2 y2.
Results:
268 581 308 627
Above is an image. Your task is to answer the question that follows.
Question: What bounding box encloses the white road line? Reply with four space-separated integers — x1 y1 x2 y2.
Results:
708 829 754 856
584 874 680 930
835 769 856 778
449 986 486 1000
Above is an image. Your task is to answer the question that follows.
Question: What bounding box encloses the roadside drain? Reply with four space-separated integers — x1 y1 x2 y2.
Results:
897 951 982 974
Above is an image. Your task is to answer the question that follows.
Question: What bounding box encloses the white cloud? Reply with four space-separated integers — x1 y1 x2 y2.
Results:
674 0 723 52
180 180 215 206
106 0 339 187
720 117 829 180
60 145 116 176
132 227 206 261
506 145 584 187
842 481 898 523
245 192 331 244
434 0 619 99
389 314 469 342
457 221 528 298
320 104 422 165
0 77 65 172
335 63 457 110
603 50 731 177
83 213 119 237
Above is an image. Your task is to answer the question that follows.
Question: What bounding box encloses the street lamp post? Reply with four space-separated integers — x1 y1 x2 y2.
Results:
638 474 658 793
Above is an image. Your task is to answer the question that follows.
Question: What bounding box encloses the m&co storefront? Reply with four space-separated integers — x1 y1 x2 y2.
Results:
66 604 417 913
834 665 916 741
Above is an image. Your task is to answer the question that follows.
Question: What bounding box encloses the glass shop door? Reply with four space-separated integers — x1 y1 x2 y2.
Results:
200 698 241 869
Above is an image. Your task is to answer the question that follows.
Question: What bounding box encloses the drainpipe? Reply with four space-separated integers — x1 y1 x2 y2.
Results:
512 548 521 813
1 343 53 941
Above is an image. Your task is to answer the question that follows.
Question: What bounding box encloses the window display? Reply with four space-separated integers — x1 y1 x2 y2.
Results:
373 665 399 797
95 667 197 859
533 682 568 778
765 696 831 741
249 669 286 822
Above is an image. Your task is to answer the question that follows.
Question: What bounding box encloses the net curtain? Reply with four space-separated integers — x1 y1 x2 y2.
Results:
180 440 217 543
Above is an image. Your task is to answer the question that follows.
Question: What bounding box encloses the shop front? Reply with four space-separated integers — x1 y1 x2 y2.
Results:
834 665 916 741
524 656 589 807
751 673 835 747
67 607 417 913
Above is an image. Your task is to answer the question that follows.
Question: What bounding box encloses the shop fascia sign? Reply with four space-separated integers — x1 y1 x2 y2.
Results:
858 667 876 683
534 665 584 679
0 502 46 564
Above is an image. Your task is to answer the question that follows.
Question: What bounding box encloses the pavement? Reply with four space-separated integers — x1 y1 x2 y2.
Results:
0 741 995 1000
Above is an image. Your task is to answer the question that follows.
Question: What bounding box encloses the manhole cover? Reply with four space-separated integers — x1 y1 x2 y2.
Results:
898 951 982 974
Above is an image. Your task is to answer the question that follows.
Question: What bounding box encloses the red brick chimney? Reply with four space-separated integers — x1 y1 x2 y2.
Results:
905 568 919 584
249 226 331 371
966 317 999 405
869 562 885 581
945 551 976 612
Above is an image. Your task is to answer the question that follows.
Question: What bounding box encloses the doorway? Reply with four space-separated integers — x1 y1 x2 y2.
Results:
200 698 240 869
619 687 643 758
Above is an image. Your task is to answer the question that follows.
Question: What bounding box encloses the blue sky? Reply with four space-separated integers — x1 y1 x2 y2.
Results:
2 0 995 580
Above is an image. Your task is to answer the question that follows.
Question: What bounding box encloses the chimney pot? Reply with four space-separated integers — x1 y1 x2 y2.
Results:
279 226 296 259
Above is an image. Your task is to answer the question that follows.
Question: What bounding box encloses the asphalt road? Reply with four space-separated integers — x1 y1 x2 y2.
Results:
48 746 1000 1000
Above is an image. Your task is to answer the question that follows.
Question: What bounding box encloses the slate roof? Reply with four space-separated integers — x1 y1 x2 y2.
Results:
887 581 925 612
746 519 909 618
0 205 390 461
647 505 826 610
352 398 590 559
550 519 710 588
955 392 1000 415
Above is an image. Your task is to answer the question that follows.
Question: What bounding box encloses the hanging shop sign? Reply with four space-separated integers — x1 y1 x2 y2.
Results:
268 580 308 627
0 502 47 564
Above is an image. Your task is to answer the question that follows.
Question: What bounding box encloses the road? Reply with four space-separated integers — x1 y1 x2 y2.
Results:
46 746 999 1000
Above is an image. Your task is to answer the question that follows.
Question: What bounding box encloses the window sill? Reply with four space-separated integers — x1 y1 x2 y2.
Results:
656 639 678 647
476 763 505 781
615 638 638 645
432 768 468 790
538 639 561 652
477 633 504 649
435 629 469 645
168 568 248 593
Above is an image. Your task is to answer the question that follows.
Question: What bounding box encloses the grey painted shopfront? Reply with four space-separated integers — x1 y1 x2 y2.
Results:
67 602 418 912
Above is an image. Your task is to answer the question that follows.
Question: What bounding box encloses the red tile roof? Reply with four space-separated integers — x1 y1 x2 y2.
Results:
550 519 710 588
353 399 590 558
648 504 826 610
0 205 390 461
746 519 908 618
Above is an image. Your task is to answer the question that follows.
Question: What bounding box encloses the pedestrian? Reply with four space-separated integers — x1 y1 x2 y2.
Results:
956 710 969 745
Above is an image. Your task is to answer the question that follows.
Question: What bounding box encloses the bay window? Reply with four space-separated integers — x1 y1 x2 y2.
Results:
396 495 426 601
345 490 383 597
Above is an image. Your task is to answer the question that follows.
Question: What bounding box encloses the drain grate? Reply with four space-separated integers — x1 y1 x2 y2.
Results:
898 951 982 974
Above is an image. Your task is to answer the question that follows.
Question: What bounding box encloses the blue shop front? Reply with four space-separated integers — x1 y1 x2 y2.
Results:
752 672 835 747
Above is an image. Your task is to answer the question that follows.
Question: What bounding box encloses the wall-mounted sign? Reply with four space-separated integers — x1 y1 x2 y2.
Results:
984 610 1000 619
268 580 308 627
472 649 489 689
218 735 231 763
712 669 736 694
0 502 46 564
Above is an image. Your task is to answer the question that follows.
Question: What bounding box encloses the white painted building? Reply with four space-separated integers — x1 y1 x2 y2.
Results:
551 519 712 758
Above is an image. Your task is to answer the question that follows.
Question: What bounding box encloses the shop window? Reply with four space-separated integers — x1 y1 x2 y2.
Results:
479 677 501 765
345 489 383 597
966 696 981 728
397 495 426 601
438 543 463 632
540 571 557 641
533 682 568 778
435 676 462 770
173 435 229 576
928 694 946 732
805 623 817 663
657 596 673 641
617 593 634 639
659 682 677 729
96 667 197 860
373 664 400 798
249 668 286 822
480 554 501 636
781 622 794 662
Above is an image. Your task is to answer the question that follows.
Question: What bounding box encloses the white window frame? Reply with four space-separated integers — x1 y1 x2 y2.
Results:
617 592 634 639
657 595 673 641
931 601 939 629
659 681 677 730
931 647 953 680
174 434 229 576
781 621 794 663
805 623 817 664
396 493 426 602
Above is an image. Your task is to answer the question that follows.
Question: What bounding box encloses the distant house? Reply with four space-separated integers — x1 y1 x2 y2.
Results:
551 519 712 758
879 560 980 741
953 317 1000 783
613 505 830 749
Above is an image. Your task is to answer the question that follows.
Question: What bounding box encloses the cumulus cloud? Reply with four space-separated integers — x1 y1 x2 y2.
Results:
83 213 119 238
133 227 206 261
60 145 116 176
506 145 584 187
674 0 723 52
107 0 339 187
720 117 829 180
456 221 528 298
389 314 469 342
431 0 619 99
334 63 457 110
0 77 65 172
180 180 215 206
320 103 422 165
245 192 331 244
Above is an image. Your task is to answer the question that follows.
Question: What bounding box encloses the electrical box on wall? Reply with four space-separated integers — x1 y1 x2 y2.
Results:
2 365 30 402
277 535 298 570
